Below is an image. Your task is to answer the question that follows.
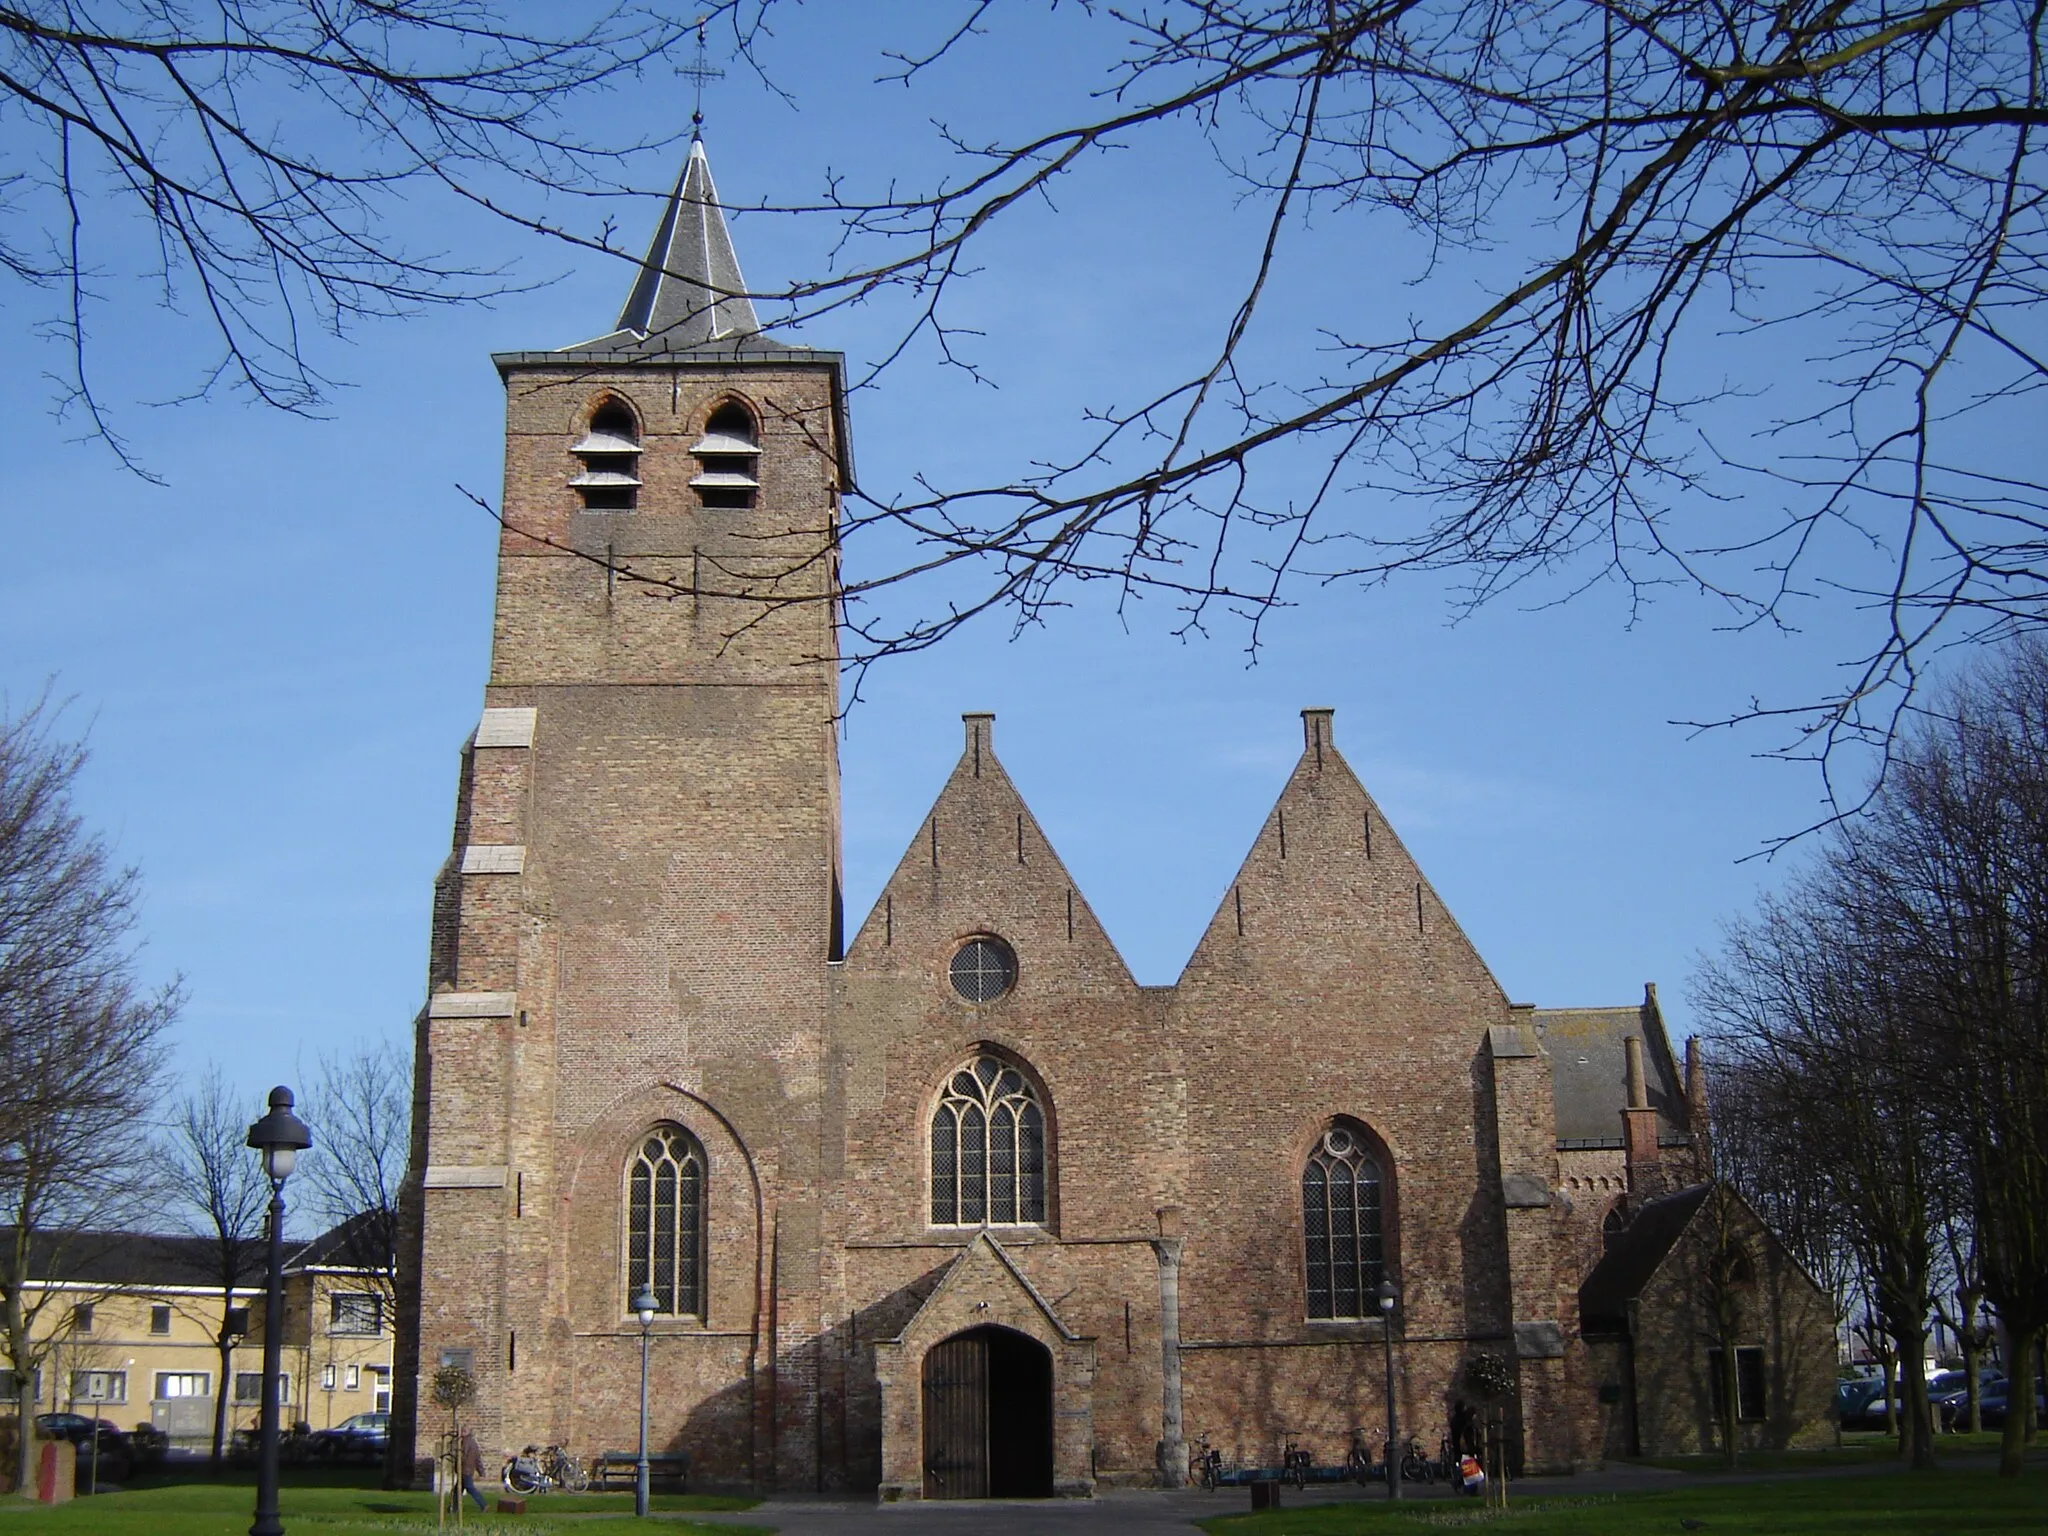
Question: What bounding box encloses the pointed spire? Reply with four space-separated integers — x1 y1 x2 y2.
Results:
613 138 762 348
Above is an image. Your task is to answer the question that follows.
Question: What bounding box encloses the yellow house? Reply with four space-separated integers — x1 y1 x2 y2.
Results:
3 1222 392 1448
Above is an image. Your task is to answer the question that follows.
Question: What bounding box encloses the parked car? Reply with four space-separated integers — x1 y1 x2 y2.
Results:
33 1413 133 1483
305 1410 390 1464
1932 1371 2007 1431
1976 1384 2047 1431
1836 1377 1892 1429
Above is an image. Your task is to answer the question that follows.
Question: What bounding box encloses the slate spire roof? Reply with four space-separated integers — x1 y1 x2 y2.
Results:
558 135 778 356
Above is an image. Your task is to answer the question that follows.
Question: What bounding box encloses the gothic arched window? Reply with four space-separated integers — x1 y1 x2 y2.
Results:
626 1126 704 1317
930 1055 1047 1227
1303 1121 1385 1319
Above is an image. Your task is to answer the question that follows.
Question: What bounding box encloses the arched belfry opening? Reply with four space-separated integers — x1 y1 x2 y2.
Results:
921 1324 1054 1498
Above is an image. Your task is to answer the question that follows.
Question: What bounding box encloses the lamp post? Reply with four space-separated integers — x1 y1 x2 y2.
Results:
246 1086 312 1536
632 1286 657 1519
1379 1278 1400 1502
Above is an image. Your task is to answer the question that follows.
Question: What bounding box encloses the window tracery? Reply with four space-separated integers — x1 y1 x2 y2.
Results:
930 1055 1046 1226
626 1125 704 1317
1303 1121 1385 1319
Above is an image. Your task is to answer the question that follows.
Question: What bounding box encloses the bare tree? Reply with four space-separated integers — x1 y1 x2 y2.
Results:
0 695 176 1493
299 1043 409 1305
580 1 2048 781
164 1065 268 1472
1699 638 2048 1476
3 2 701 471
1696 880 1943 1468
1841 642 2048 1475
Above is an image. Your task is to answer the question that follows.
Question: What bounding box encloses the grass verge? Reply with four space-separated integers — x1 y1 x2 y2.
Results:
0 1478 764 1533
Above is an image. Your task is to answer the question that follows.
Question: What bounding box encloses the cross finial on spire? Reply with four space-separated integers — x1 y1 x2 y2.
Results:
681 16 723 137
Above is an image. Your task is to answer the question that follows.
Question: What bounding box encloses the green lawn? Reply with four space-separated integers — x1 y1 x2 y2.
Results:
1200 1466 2046 1536
0 1477 764 1534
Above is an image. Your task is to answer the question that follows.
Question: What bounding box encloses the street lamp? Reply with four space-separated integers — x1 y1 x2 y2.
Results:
1379 1278 1400 1502
246 1086 312 1536
632 1286 658 1519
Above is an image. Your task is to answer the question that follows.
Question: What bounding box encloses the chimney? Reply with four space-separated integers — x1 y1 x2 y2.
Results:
1622 1033 1665 1200
1301 708 1334 769
963 713 994 776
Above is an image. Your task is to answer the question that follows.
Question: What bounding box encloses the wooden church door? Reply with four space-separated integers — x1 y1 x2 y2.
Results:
922 1332 990 1497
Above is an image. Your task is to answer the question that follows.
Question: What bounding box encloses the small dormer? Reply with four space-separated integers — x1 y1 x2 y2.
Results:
691 400 760 510
571 398 642 511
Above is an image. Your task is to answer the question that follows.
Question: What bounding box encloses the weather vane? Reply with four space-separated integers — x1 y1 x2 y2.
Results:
681 15 724 136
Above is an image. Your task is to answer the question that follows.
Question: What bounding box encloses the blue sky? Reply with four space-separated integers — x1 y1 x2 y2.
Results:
1 6 1913 1124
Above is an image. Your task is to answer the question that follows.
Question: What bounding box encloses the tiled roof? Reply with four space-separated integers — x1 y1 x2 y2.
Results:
1576 1182 1712 1331
1534 989 1690 1145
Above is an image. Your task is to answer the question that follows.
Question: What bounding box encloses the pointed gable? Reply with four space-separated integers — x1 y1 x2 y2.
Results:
1177 707 1510 1007
844 713 1136 996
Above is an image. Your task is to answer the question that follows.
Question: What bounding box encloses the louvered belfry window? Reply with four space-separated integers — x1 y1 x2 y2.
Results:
930 1055 1047 1226
1303 1123 1384 1319
627 1127 704 1317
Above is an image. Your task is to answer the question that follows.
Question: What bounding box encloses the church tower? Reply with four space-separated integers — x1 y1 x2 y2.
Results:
398 137 849 1486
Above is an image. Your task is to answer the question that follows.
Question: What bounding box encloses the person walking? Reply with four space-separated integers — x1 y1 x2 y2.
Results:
460 1427 488 1514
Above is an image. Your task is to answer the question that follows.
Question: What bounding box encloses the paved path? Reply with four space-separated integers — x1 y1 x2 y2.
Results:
688 1473 1676 1536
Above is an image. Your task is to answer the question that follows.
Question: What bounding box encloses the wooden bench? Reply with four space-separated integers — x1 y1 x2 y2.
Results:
592 1452 690 1492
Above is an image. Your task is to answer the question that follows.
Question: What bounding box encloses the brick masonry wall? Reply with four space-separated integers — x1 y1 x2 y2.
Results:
400 348 1767 1493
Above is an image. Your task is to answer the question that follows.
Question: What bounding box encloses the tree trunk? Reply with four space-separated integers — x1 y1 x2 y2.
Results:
211 1331 234 1472
1997 1327 2034 1476
1960 1298 1984 1435
13 1377 32 1496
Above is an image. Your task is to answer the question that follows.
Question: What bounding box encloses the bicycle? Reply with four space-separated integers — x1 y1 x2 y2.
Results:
503 1443 589 1494
1399 1436 1436 1483
1281 1434 1312 1488
1189 1433 1224 1491
1345 1427 1383 1485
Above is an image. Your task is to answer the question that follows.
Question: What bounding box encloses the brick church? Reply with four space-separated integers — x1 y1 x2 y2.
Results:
394 138 1834 1496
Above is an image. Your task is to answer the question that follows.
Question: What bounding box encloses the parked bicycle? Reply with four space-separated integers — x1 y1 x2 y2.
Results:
1345 1427 1383 1485
1189 1433 1225 1490
1399 1436 1437 1483
503 1443 589 1494
1281 1434 1313 1488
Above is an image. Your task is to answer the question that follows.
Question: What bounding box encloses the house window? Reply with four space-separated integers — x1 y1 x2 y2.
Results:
1601 1204 1629 1252
330 1293 383 1335
346 1364 360 1392
373 1366 391 1413
234 1371 290 1405
321 1364 336 1392
149 1304 172 1335
1303 1121 1386 1319
70 1370 126 1404
626 1126 705 1317
155 1372 211 1400
690 401 761 509
930 1054 1047 1226
571 398 643 511
70 1303 93 1333
1708 1346 1767 1422
225 1306 250 1337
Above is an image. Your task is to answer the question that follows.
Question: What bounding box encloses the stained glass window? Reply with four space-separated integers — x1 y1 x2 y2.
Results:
627 1126 705 1317
1303 1123 1384 1319
931 1055 1046 1225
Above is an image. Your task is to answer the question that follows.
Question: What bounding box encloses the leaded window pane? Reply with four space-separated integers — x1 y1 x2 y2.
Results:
990 1104 1018 1224
1303 1126 1384 1319
626 1127 706 1318
932 1105 959 1225
961 1104 987 1223
930 1055 1048 1226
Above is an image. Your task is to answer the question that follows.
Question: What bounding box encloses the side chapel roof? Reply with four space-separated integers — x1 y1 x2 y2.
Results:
1534 986 1691 1147
1576 1182 1713 1331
